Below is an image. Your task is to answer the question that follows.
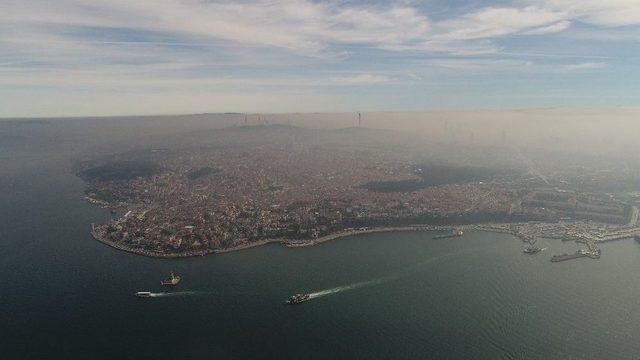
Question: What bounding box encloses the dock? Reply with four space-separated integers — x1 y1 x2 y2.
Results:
551 240 601 263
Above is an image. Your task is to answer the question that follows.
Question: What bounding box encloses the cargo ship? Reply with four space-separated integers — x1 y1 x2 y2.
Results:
432 229 464 239
161 272 181 286
285 293 310 305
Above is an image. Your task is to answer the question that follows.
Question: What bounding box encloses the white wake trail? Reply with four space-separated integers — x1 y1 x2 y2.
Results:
307 278 388 299
149 291 206 298
304 248 481 301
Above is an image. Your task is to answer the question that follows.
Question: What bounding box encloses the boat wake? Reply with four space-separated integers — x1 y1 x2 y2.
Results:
148 291 206 298
305 249 477 301
307 278 389 299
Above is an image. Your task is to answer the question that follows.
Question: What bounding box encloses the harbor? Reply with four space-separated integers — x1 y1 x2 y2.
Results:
467 221 639 263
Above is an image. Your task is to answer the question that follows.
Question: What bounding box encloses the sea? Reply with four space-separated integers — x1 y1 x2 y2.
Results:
2 118 640 359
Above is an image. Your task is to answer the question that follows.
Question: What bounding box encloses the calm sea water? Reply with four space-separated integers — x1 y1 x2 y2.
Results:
3 120 640 359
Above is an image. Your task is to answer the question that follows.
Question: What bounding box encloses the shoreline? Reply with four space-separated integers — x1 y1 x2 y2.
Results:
89 223 510 258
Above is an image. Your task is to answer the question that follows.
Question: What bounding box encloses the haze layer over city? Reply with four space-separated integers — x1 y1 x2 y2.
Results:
3 1 640 360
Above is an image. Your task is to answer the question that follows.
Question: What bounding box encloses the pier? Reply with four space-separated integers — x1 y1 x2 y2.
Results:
551 239 601 263
551 252 587 262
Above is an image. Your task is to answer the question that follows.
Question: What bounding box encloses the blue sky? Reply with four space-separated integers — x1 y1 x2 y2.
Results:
1 0 640 117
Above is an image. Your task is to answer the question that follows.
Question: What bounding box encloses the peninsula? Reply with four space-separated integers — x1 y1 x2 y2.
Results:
79 124 640 258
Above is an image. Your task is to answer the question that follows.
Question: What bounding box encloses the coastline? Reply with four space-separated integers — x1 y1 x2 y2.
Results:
89 223 507 258
91 229 216 258
284 225 459 248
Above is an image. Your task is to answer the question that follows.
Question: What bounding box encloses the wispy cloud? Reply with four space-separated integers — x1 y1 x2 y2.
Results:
1 0 431 55
434 6 568 41
523 20 571 35
326 74 392 85
564 62 605 71
1 0 639 116
0 68 392 88
534 0 640 27
428 59 534 71
3 0 636 63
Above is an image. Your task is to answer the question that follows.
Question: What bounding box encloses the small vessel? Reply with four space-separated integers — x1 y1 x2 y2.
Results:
136 291 152 298
551 251 585 262
161 272 181 286
285 293 310 305
432 229 464 239
523 246 542 254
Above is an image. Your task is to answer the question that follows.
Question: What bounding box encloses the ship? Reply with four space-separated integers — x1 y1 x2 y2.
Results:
285 293 310 305
550 251 585 262
161 272 181 286
135 291 152 298
432 229 464 239
523 246 542 254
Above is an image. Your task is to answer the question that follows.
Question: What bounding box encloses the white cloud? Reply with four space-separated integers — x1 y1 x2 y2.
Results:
524 20 571 35
564 62 605 71
428 59 534 71
533 0 640 27
0 0 637 116
326 74 391 85
435 6 568 41
4 0 636 66
1 0 431 55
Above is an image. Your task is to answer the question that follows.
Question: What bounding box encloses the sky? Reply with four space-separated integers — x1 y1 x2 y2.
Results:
1 0 640 117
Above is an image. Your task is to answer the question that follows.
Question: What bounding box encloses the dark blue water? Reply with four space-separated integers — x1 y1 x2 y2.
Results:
3 119 640 359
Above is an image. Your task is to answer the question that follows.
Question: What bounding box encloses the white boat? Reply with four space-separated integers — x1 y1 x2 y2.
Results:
135 291 152 298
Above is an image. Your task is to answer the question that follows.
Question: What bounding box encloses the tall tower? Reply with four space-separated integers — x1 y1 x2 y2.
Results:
358 112 362 128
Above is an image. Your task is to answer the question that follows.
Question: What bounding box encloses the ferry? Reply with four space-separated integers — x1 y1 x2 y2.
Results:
285 293 310 305
161 272 181 286
135 291 152 298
